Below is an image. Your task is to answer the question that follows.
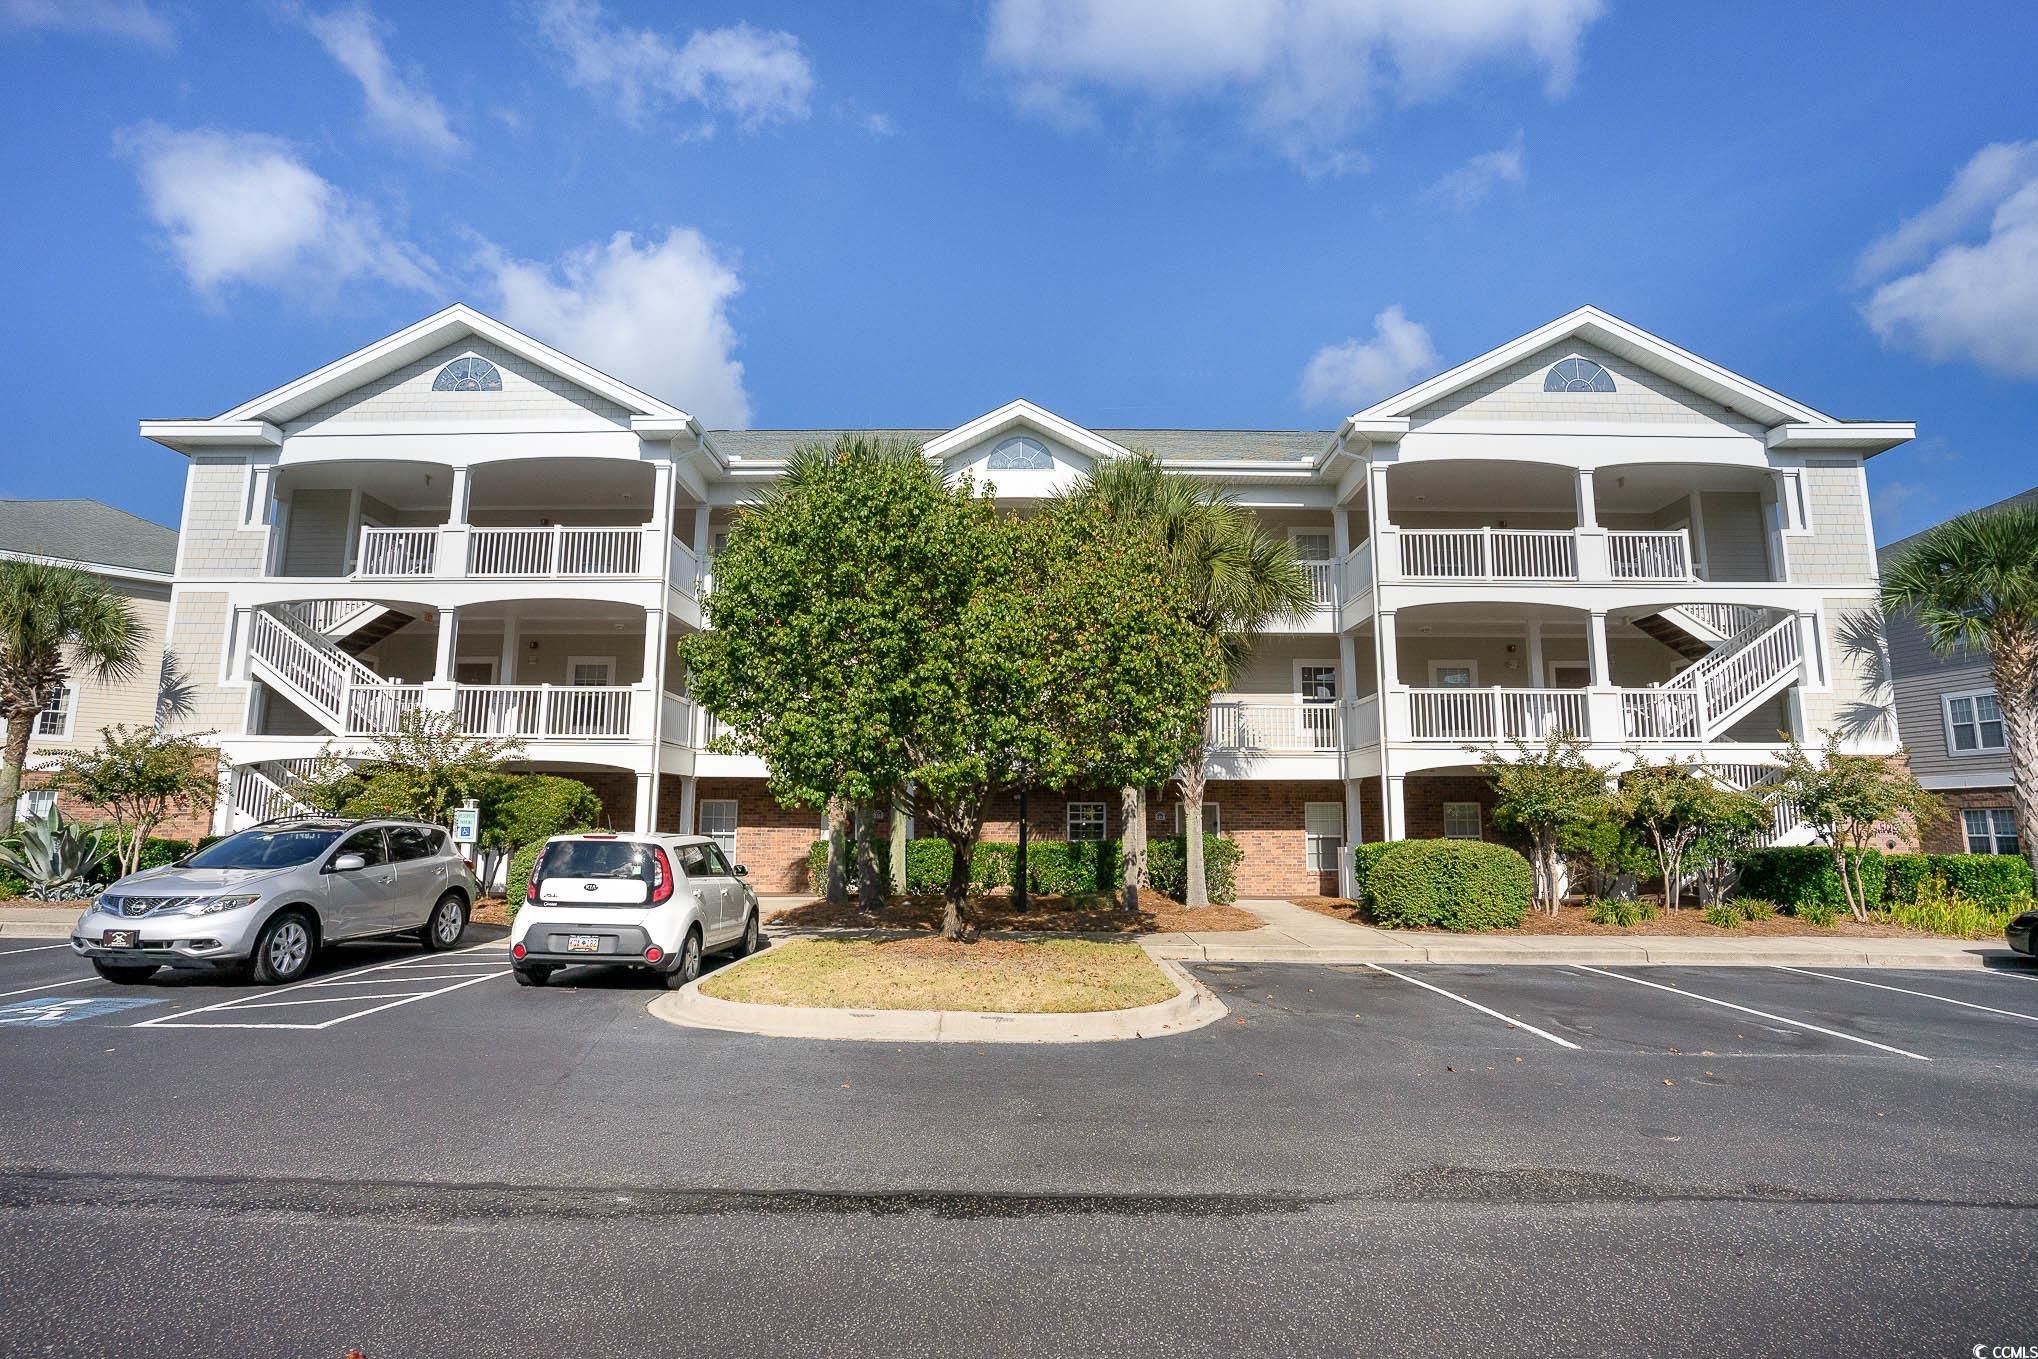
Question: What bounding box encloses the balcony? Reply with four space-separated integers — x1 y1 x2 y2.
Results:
1205 700 1344 753
355 524 663 581
1389 527 1692 584
1405 687 1590 742
341 682 644 739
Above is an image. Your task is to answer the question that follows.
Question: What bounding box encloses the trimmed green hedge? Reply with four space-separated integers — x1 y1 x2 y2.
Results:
1736 846 1886 915
1366 839 1531 930
1879 851 2033 908
799 833 1240 902
1146 834 1240 904
1350 842 1395 904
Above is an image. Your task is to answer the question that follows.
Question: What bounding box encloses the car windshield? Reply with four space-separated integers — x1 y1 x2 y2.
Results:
184 827 345 870
536 840 656 883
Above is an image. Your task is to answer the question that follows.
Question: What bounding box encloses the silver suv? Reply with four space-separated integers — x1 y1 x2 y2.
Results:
70 816 477 986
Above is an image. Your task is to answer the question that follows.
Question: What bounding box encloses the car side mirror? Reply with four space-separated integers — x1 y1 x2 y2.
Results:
329 852 368 873
733 864 748 877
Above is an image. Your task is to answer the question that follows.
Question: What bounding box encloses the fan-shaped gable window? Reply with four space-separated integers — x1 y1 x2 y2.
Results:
432 356 502 392
1543 356 1616 393
987 435 1052 470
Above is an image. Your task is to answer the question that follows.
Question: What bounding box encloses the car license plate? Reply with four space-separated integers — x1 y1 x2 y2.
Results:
566 935 601 954
101 929 139 949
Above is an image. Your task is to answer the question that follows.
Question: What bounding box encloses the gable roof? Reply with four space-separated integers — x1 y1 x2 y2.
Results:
705 408 1330 467
141 303 694 450
1878 483 2038 560
1344 306 1912 454
0 499 177 577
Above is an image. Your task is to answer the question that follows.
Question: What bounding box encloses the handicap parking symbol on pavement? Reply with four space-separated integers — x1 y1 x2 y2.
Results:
0 995 164 1027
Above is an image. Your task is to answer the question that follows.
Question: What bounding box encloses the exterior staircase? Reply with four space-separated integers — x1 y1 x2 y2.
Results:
1631 603 1765 660
1622 610 1804 742
248 605 410 736
283 600 415 656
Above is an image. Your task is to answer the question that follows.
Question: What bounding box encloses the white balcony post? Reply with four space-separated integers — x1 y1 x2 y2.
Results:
1341 778 1365 896
1369 463 1399 584
1587 609 1610 688
1490 686 1504 740
538 683 553 739
677 775 698 834
633 771 656 835
448 464 471 527
1385 773 1406 841
1526 621 1545 689
1574 467 1598 528
432 607 459 684
1797 611 1823 687
499 615 519 684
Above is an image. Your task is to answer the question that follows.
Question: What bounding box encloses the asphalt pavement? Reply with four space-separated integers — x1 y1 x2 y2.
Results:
1 934 2035 1356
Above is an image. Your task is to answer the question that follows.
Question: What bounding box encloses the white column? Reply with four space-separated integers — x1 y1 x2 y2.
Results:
1378 609 1400 688
1341 777 1365 897
633 771 656 834
1385 773 1407 841
1574 467 1598 528
1331 508 1351 557
210 761 237 836
1587 609 1610 687
499 615 519 684
677 774 698 835
432 607 459 684
1369 462 1397 583
448 464 471 526
1687 489 1709 579
650 461 673 526
1526 621 1545 689
1797 611 1824 687
691 504 713 560
642 608 664 686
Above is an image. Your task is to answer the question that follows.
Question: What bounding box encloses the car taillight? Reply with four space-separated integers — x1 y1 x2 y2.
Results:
526 846 549 902
649 847 675 905
512 942 526 959
644 945 663 963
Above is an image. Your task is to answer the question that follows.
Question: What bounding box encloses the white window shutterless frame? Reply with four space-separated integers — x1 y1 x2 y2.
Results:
1067 802 1107 841
1963 808 2019 856
1303 803 1343 873
33 684 77 739
1943 690 2006 755
1297 662 1338 750
1442 802 1483 840
700 799 738 861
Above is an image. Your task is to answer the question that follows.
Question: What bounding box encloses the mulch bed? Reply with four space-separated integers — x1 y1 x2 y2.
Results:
472 897 514 927
1288 896 1947 939
769 890 1264 936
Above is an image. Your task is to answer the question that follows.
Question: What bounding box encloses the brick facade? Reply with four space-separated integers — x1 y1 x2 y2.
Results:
666 777 822 894
1402 773 1502 842
1922 787 2018 854
18 751 218 844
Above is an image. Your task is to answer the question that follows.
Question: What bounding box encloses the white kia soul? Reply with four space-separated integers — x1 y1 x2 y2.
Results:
509 832 760 989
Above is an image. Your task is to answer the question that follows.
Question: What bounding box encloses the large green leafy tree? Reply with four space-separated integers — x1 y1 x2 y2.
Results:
1476 733 1606 914
680 436 993 909
1771 734 1942 921
1057 453 1313 907
46 724 217 879
1881 502 2038 874
0 561 144 840
296 709 525 827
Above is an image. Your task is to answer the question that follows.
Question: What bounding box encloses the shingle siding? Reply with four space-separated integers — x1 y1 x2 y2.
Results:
161 592 248 735
25 583 170 758
1783 460 1876 585
288 339 632 430
179 458 271 579
1410 341 1766 430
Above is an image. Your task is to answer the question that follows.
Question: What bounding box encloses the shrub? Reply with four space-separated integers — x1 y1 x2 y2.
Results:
1366 840 1532 931
1702 902 1743 929
803 837 895 895
1738 846 1885 915
1146 834 1241 903
1587 897 1656 927
1735 897 1778 921
504 828 601 914
1795 900 1840 928
1350 842 1396 904
971 841 1015 891
1877 883 2023 940
133 837 194 871
484 775 606 851
1880 853 1934 906
1934 853 2035 908
903 839 953 893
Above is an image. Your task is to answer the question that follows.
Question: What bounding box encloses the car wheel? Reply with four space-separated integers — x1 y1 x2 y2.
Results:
91 960 158 985
513 965 554 987
420 892 467 951
663 929 703 989
737 910 760 957
250 911 315 985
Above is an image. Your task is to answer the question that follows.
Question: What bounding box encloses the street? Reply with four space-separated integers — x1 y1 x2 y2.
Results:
1 935 2034 1357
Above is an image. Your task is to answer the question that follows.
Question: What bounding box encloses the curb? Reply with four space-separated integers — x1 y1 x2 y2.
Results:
1140 940 2031 970
0 924 73 939
648 957 1228 1044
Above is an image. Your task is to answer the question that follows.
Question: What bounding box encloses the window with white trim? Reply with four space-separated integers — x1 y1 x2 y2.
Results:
33 684 76 739
1198 802 1220 834
1442 802 1483 840
1944 690 2006 754
14 789 55 823
1963 808 2019 857
988 436 1052 470
1304 802 1343 873
699 799 738 861
1067 802 1106 841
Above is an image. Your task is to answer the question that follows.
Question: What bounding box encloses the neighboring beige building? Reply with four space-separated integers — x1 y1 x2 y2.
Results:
1 499 178 823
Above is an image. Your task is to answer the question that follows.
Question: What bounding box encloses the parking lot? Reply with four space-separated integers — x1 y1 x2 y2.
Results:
2 935 2035 1356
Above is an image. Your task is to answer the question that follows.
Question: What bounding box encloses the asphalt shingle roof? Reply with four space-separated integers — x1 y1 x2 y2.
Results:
0 499 178 575
1877 484 2038 562
706 428 1331 464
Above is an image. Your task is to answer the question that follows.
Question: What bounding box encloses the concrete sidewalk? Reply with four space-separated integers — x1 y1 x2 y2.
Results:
1140 899 2033 971
0 906 80 939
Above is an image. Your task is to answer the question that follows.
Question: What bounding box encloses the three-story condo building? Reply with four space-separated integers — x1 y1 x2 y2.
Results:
142 304 1908 895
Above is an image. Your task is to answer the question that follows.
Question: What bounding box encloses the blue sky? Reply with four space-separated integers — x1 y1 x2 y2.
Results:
2 0 2035 543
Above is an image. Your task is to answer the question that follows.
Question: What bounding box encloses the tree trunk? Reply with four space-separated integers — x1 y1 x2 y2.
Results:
824 797 849 906
942 831 973 940
1182 762 1210 908
1118 785 1142 912
854 803 881 911
889 789 910 898
1991 637 2038 883
0 709 32 841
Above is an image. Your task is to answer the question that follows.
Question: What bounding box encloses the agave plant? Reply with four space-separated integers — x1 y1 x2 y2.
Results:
0 807 113 900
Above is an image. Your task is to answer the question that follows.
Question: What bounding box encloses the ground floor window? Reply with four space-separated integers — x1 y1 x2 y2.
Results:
1442 802 1483 840
1962 807 2019 856
1068 802 1106 841
1304 802 1342 872
34 684 75 739
700 798 738 860
14 789 55 822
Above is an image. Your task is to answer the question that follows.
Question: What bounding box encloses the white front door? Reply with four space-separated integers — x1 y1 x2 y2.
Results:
1297 663 1338 749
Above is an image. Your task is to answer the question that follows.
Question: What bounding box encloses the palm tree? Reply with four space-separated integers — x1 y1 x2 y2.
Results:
1061 454 1315 907
0 561 144 839
1881 501 2038 876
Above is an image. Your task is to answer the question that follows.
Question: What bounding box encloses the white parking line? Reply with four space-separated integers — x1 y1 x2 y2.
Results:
1774 966 2038 1024
0 943 75 957
1570 965 1930 1061
1365 963 1581 1049
218 991 441 1010
130 942 503 1031
0 977 99 1000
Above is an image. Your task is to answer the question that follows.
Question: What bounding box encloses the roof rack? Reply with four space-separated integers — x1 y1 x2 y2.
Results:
248 813 361 829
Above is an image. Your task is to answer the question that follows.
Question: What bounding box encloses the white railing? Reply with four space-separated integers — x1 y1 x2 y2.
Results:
356 527 438 578
661 693 698 744
232 766 308 824
247 608 384 724
1398 528 1579 580
1301 559 1338 607
284 599 377 635
1620 687 1703 741
1607 530 1692 581
466 525 644 577
1205 701 1342 753
1711 762 1805 843
1675 603 1764 639
1693 616 1801 724
669 538 702 597
344 685 426 735
1341 543 1372 600
454 684 635 739
1407 687 1591 742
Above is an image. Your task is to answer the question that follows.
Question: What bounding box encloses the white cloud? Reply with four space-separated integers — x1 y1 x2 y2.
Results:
1299 306 1439 409
0 0 173 48
1425 130 1525 209
985 0 1603 173
483 229 752 427
534 0 813 133
116 125 438 301
1861 142 2038 380
296 4 463 156
1871 481 1940 539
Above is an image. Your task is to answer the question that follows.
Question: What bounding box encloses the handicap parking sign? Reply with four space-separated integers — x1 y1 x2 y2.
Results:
0 995 163 1027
